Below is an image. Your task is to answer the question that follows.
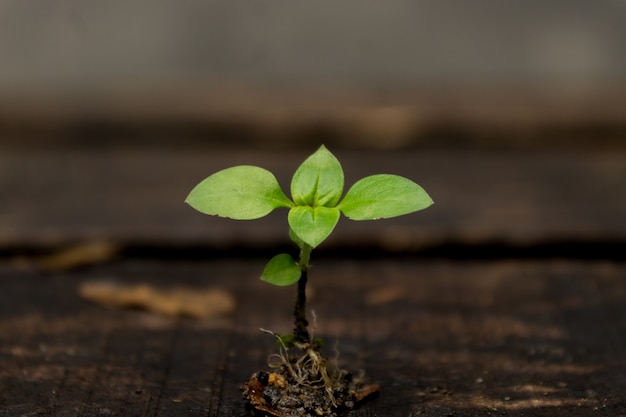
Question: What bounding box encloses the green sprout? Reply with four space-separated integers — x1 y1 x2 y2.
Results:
186 145 433 345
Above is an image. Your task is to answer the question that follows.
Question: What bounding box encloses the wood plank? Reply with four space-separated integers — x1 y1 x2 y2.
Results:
2 84 626 151
1 259 624 416
1 148 624 249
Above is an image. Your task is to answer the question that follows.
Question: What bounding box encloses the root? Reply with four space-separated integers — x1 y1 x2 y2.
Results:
244 329 379 417
260 328 348 408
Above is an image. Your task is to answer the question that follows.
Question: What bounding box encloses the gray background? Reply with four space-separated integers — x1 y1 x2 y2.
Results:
1 0 625 87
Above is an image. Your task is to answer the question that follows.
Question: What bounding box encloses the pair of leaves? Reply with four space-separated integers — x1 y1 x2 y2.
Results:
185 146 347 249
186 145 433 286
186 145 433 248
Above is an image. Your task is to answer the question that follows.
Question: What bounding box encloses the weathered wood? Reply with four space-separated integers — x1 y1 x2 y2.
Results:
2 84 626 151
1 148 624 250
1 259 624 416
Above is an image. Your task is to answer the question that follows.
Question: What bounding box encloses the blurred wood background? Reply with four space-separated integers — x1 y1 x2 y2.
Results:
1 2 625 415
1 82 624 416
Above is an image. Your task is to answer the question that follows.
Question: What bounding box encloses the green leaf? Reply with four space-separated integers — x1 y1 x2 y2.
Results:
277 333 296 348
186 166 293 220
289 227 305 247
312 337 324 349
338 174 433 220
291 145 344 207
288 206 340 248
261 253 302 286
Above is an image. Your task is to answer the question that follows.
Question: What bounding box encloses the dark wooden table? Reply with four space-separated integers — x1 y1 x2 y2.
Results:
1 144 625 416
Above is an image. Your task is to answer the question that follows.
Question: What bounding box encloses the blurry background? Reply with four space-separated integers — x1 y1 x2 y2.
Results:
1 0 626 84
2 4 625 415
1 0 625 256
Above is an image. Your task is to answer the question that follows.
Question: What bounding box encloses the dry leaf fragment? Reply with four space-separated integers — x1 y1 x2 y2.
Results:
78 280 235 319
364 286 404 305
36 241 118 271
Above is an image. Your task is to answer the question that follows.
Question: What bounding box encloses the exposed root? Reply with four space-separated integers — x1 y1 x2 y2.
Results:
242 329 379 417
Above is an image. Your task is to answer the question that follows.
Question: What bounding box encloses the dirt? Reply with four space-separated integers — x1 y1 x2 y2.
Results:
242 344 379 417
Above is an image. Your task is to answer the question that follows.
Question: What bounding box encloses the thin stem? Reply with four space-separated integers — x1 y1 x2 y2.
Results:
294 243 312 344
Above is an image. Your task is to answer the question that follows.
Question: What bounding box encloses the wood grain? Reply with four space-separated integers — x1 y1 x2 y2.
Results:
1 259 624 416
1 148 624 251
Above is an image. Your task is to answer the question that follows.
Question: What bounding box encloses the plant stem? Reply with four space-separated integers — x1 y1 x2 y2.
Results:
294 243 312 344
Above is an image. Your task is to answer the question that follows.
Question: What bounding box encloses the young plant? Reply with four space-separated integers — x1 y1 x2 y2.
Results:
186 145 433 415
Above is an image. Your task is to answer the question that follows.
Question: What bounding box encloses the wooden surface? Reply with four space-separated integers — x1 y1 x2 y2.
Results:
1 148 625 248
2 84 626 151
1 144 625 416
1 259 625 416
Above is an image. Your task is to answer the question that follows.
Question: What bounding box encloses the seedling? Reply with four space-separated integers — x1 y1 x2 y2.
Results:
186 145 433 416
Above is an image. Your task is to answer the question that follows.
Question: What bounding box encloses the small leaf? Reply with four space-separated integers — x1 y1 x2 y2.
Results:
291 145 344 207
288 206 340 248
186 166 293 220
338 174 433 220
277 333 296 348
312 337 324 349
261 253 302 286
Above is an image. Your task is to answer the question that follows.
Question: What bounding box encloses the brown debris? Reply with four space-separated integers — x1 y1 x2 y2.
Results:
78 280 235 319
35 241 119 271
242 346 379 417
243 369 379 417
364 286 404 305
